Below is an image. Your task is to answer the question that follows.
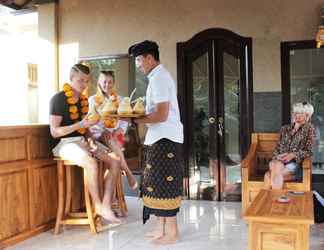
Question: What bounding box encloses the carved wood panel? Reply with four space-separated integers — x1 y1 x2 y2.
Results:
30 164 58 227
29 136 51 160
0 137 27 163
0 170 29 240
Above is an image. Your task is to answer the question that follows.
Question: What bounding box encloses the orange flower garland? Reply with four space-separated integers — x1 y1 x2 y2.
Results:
104 118 118 128
93 86 120 128
103 89 119 128
63 83 88 134
69 105 78 113
110 89 118 107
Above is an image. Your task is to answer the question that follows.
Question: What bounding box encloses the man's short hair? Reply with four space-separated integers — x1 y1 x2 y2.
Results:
70 63 90 80
128 40 160 61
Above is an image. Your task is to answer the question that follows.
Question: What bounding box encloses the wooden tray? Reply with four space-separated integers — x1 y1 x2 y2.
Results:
103 113 144 118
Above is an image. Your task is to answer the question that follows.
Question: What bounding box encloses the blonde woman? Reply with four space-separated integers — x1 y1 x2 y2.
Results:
264 102 315 189
88 71 138 195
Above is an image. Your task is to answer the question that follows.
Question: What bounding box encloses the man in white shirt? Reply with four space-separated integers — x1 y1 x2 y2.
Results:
129 40 183 245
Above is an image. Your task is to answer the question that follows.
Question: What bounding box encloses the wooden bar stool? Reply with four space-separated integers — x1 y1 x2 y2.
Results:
54 158 128 234
54 158 99 234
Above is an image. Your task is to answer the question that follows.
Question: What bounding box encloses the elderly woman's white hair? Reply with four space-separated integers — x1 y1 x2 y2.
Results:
303 102 314 118
292 102 314 121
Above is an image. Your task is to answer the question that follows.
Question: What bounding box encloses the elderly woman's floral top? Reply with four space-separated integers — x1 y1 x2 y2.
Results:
273 122 315 164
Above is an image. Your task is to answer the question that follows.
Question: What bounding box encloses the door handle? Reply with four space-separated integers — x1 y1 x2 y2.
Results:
218 117 224 136
209 117 216 124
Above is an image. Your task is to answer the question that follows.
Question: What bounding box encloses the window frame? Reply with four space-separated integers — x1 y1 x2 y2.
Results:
281 39 324 185
280 40 317 124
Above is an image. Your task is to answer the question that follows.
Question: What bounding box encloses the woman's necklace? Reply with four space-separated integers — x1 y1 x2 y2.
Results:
63 83 89 134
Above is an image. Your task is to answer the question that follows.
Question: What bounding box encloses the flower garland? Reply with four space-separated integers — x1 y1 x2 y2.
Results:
104 89 119 128
63 83 89 134
110 89 119 108
94 87 119 128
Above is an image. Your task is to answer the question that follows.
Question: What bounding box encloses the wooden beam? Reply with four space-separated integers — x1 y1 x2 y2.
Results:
34 0 57 4
0 0 57 10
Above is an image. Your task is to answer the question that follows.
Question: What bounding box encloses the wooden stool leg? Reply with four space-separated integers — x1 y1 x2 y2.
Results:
64 165 72 214
98 161 104 199
96 161 104 227
117 171 128 214
83 170 97 234
54 161 65 235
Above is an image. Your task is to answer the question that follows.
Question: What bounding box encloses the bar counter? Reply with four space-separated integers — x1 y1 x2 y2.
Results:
0 124 141 248
0 125 79 248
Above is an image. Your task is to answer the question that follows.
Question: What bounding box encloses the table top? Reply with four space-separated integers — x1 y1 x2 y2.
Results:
243 189 314 225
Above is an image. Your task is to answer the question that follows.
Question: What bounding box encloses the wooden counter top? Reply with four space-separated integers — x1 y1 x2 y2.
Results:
0 124 49 129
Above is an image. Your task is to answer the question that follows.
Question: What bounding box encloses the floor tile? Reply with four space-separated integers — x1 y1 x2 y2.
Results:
7 197 323 250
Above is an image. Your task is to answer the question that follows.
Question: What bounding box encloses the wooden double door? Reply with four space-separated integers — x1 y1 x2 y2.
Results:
177 29 253 201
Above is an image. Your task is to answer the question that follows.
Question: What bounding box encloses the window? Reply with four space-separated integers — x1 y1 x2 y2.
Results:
27 63 38 123
0 10 40 125
28 63 38 87
79 55 148 99
281 40 324 176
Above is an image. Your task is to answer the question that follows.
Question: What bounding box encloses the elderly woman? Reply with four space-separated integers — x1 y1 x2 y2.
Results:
264 102 315 189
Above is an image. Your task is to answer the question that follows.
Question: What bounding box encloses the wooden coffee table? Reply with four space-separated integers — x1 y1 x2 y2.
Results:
243 189 314 250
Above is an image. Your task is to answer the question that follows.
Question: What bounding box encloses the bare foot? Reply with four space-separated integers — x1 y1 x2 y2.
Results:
97 205 121 224
95 204 102 216
152 235 178 245
115 209 128 218
145 231 164 239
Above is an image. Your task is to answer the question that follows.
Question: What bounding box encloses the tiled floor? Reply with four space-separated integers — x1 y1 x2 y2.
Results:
8 197 323 250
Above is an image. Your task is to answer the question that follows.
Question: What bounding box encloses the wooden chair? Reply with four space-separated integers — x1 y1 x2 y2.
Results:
54 158 127 234
241 133 312 212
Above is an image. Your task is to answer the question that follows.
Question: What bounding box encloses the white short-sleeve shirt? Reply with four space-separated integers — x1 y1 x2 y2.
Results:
144 64 183 145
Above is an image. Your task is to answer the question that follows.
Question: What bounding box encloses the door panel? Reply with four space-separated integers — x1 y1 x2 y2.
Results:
187 41 244 201
187 42 219 200
220 45 242 200
177 29 253 201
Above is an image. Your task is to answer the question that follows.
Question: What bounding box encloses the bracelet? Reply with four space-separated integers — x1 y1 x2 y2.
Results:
79 120 85 128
